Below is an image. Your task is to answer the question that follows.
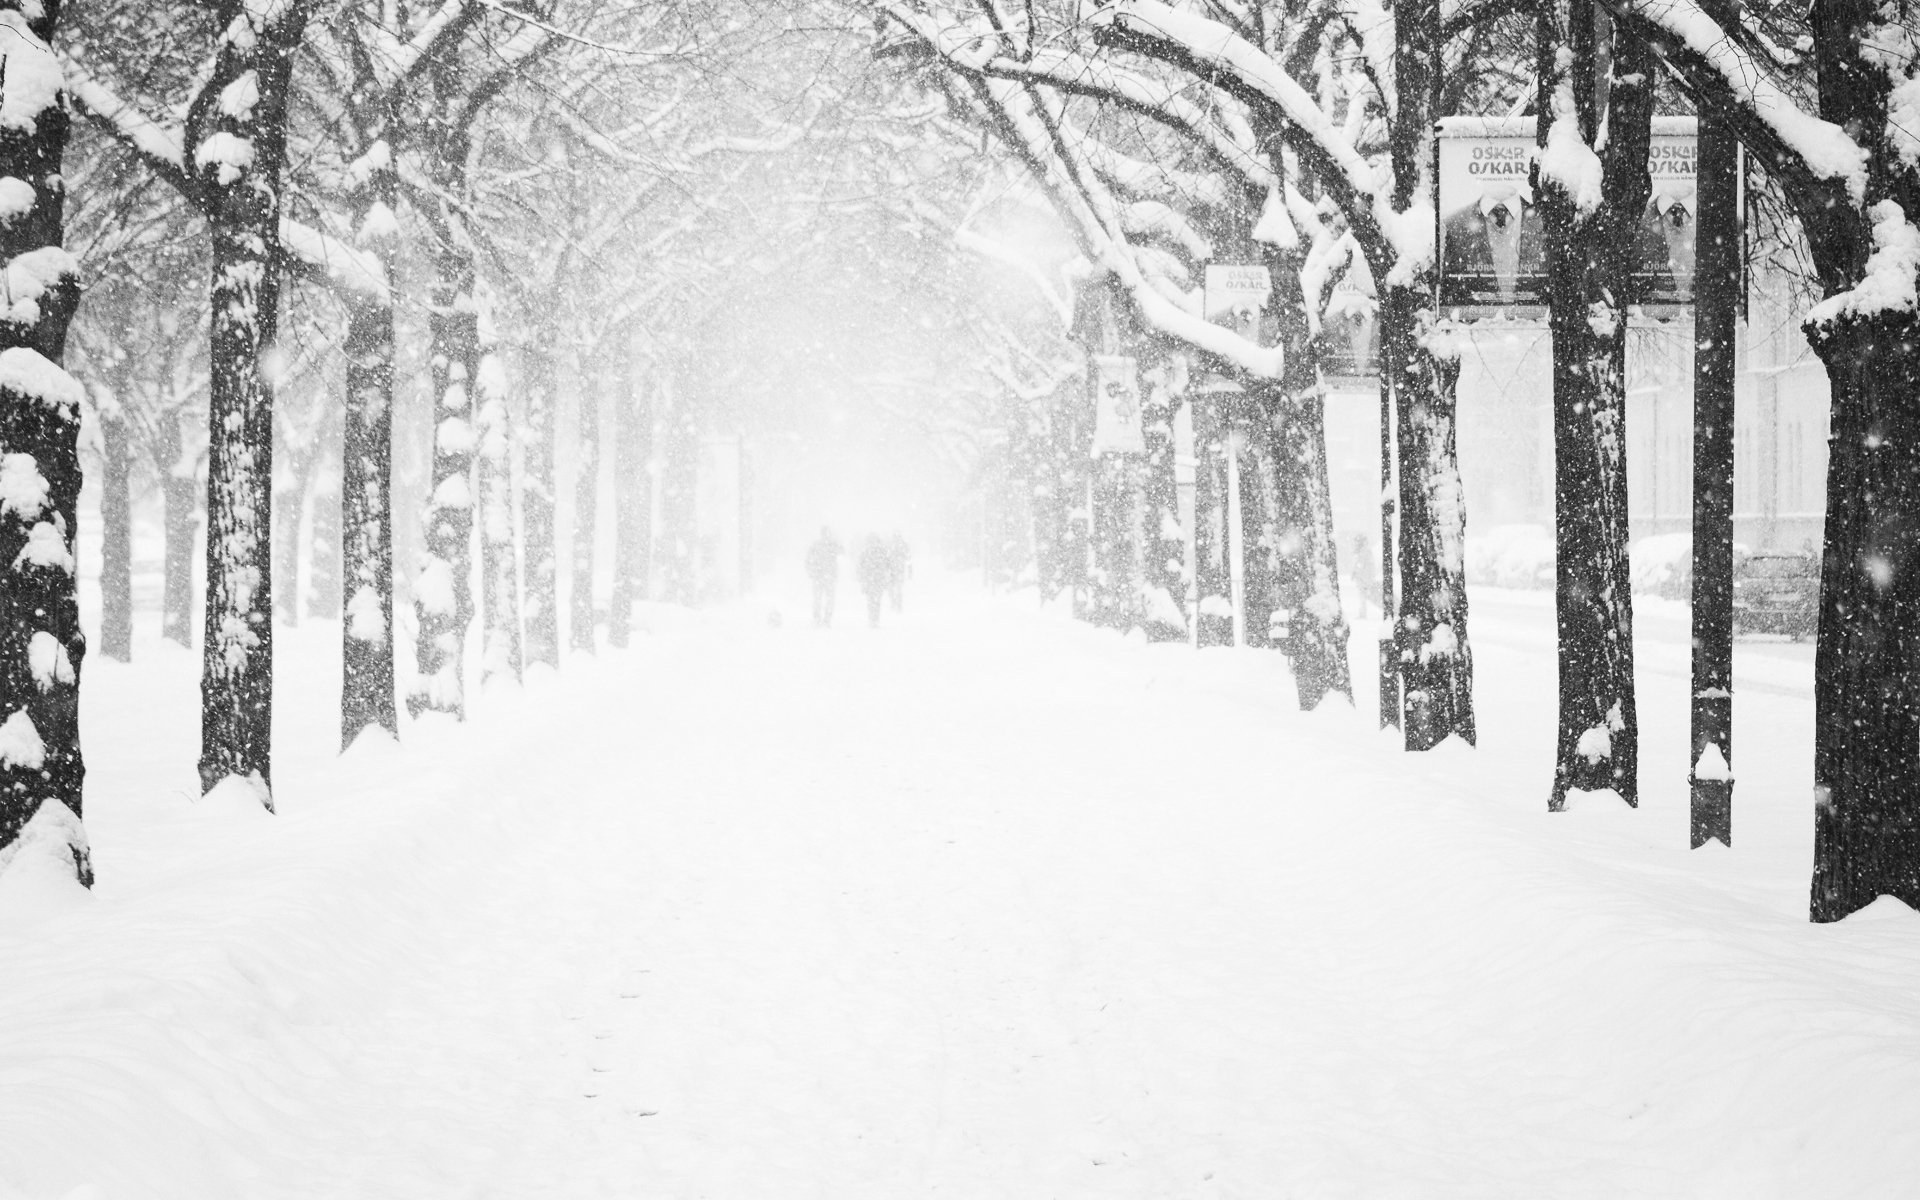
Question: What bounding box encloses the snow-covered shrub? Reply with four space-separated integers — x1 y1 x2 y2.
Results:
1630 532 1692 600
1465 524 1556 590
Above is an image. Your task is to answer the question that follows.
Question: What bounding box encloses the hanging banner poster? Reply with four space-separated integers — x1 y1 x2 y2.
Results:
1090 353 1146 455
1197 263 1274 394
1320 275 1380 383
1204 263 1272 333
1641 127 1700 306
1436 116 1697 313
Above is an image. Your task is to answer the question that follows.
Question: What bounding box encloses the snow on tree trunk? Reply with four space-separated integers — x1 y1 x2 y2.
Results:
1542 248 1640 809
1373 0 1472 744
195 7 309 805
0 3 87 882
159 415 196 648
1792 0 1920 919
341 295 395 742
1536 0 1652 810
474 305 521 686
609 372 652 648
1689 111 1738 848
339 127 398 745
409 257 478 719
1807 311 1920 915
99 402 132 663
1379 292 1475 747
1258 253 1350 707
1257 396 1351 706
521 339 559 667
570 353 603 654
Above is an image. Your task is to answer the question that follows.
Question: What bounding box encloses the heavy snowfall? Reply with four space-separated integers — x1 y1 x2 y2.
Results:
2 1 1920 1196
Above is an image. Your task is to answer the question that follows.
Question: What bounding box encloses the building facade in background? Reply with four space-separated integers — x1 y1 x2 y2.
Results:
1322 294 1830 581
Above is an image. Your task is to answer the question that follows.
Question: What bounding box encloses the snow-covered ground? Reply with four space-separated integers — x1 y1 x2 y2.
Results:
3 575 1916 1199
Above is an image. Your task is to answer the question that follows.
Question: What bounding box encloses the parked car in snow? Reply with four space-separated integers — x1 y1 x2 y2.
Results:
1733 551 1819 640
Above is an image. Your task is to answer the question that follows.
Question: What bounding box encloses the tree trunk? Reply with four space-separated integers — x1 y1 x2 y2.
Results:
522 339 559 668
1087 451 1143 632
408 254 478 719
99 406 132 663
159 415 196 649
1080 284 1147 633
1596 0 1920 907
1029 436 1067 603
1191 393 1233 645
474 315 521 685
197 12 306 805
655 378 698 607
1542 258 1639 810
1379 291 1475 746
1537 0 1652 809
1258 252 1351 706
341 296 396 743
1689 110 1738 847
200 235 281 799
609 372 652 647
1260 394 1352 706
1046 382 1092 611
1377 361 1399 729
339 122 398 744
570 352 602 654
1368 0 1473 741
1139 360 1187 639
1240 415 1281 649
1805 311 1920 917
0 4 87 882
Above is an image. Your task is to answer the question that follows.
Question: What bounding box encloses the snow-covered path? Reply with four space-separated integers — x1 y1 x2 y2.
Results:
5 586 1920 1198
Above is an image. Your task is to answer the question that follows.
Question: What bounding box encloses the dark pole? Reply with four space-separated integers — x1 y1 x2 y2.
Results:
1689 109 1738 846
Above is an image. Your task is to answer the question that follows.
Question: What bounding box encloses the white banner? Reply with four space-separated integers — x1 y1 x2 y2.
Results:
1198 263 1273 394
1436 116 1697 311
1203 264 1272 334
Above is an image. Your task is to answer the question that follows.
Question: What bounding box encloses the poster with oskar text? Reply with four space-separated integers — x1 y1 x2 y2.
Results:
1436 116 1697 312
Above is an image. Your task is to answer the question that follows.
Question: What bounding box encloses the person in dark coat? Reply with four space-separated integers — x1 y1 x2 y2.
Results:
857 535 892 629
806 526 841 627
